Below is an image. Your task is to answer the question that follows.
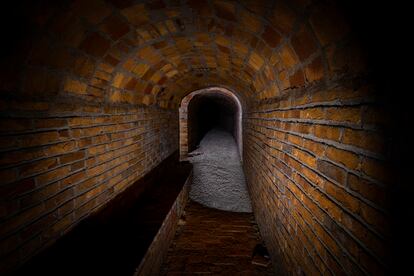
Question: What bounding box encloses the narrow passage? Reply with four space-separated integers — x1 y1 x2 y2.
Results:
161 129 273 274
160 201 274 275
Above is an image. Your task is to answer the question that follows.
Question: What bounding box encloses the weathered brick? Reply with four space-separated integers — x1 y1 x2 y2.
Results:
317 160 346 185
289 69 305 87
342 129 385 154
347 174 387 207
60 151 85 165
313 125 341 141
305 56 324 82
326 106 361 124
121 4 149 25
63 78 88 95
19 158 58 178
35 165 71 186
34 119 67 129
279 44 298 69
325 146 359 170
21 131 61 148
44 141 77 157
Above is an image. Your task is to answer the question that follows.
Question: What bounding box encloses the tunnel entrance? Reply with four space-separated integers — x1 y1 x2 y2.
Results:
188 94 236 149
179 87 243 161
179 88 250 213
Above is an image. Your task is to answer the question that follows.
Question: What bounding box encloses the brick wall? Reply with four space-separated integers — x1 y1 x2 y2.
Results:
0 100 178 273
134 169 192 276
244 84 391 275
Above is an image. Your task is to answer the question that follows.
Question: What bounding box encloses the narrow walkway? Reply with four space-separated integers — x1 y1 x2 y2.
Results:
161 201 274 275
188 129 252 212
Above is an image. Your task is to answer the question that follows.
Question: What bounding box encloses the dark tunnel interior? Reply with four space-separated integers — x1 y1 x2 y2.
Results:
187 94 237 152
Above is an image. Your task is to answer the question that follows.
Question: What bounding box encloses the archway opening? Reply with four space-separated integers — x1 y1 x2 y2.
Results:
189 94 236 149
179 87 250 212
179 87 243 161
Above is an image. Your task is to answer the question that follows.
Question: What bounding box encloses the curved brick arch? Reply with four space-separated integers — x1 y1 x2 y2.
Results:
0 1 400 275
0 0 360 108
179 87 243 160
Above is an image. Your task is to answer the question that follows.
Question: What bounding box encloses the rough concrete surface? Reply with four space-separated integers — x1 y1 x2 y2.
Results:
188 128 252 212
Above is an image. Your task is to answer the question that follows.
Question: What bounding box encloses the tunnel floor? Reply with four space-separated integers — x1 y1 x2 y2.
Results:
188 128 252 212
160 200 274 275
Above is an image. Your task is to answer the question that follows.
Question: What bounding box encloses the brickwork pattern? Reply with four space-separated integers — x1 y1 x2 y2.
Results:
161 200 274 275
0 102 177 273
0 0 391 275
244 85 391 275
1 0 360 108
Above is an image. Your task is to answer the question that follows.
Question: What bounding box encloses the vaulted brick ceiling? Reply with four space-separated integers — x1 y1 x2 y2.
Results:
2 0 360 109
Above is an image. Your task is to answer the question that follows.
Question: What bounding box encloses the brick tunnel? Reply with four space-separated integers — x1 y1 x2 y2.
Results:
0 0 409 275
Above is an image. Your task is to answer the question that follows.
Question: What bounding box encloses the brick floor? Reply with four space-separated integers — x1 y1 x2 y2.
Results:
161 200 275 275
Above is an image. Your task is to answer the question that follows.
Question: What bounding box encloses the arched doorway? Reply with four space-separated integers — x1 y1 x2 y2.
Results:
179 87 243 161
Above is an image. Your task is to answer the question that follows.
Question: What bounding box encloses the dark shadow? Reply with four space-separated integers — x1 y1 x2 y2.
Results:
187 94 237 152
14 152 192 276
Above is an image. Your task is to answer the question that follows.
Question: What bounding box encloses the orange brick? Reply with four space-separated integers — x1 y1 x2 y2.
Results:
325 181 360 213
313 125 341 141
317 160 346 185
325 146 359 170
60 151 85 164
301 107 324 120
19 158 58 178
35 165 71 186
305 56 324 82
342 129 385 154
63 78 88 95
34 119 67 129
44 141 77 157
292 148 316 168
326 106 361 124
